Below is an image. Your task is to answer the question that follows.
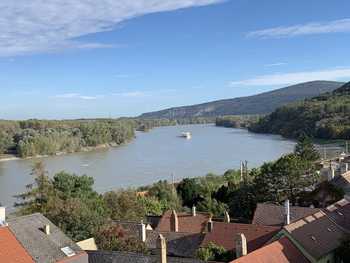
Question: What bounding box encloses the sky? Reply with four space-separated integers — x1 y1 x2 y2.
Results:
1 0 350 119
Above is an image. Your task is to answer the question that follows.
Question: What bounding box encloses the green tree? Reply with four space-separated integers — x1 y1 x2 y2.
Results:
294 134 320 161
16 163 109 241
104 190 146 221
147 180 182 211
196 242 232 262
0 131 13 154
15 162 54 214
177 178 202 207
95 225 148 253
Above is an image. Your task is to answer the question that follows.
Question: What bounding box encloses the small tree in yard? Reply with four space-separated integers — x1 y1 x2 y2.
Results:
95 225 148 254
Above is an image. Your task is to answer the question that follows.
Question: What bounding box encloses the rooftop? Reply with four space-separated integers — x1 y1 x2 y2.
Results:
146 230 205 258
87 250 205 263
252 203 321 227
229 237 309 263
283 198 350 260
0 227 35 263
201 222 280 253
7 213 87 263
156 210 211 233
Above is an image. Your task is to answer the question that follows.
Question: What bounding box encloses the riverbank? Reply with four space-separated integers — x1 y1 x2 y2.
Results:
0 140 132 163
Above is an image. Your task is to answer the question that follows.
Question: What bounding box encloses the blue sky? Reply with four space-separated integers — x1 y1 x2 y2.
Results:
1 0 350 119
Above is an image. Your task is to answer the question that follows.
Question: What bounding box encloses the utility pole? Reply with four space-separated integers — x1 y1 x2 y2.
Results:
240 161 244 182
171 173 175 194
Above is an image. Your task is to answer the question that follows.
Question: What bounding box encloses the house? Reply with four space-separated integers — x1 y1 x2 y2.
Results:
229 237 309 263
155 209 211 233
0 207 88 263
87 234 205 263
332 170 350 194
252 202 321 227
200 221 280 256
277 198 350 263
0 226 35 263
146 230 205 258
119 208 280 261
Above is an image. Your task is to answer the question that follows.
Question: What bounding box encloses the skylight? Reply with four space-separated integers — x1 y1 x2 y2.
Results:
61 247 76 257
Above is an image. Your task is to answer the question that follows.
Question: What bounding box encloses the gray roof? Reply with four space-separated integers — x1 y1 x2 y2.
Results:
252 203 321 226
146 230 205 258
8 213 85 263
284 198 350 260
87 251 205 263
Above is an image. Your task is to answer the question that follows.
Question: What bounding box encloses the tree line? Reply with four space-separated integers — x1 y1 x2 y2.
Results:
249 81 350 140
0 117 215 158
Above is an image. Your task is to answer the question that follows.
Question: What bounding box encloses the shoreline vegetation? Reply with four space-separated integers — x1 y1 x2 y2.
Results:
0 118 215 161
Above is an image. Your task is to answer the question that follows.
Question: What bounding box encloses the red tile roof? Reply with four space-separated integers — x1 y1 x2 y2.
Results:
156 211 210 233
0 227 34 263
201 222 280 253
230 237 309 263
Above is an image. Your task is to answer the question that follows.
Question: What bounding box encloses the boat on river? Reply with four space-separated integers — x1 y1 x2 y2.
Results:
180 132 192 139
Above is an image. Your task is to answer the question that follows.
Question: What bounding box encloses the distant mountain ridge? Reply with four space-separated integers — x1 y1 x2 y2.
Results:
140 81 344 119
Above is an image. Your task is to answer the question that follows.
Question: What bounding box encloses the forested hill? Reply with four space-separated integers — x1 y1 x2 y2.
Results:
140 81 343 119
249 81 350 140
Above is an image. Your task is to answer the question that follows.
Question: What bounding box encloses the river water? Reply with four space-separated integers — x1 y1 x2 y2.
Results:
0 124 295 207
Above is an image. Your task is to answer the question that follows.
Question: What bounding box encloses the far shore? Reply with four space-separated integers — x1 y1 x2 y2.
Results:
0 141 132 163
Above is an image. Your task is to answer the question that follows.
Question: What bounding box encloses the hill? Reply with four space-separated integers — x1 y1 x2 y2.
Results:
249 81 350 140
140 81 343 119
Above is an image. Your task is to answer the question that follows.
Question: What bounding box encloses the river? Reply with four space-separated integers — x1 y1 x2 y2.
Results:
0 124 295 207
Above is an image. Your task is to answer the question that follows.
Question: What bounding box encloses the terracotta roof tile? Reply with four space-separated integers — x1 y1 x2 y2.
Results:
252 203 321 227
0 227 34 263
156 211 210 233
230 237 309 263
201 222 280 253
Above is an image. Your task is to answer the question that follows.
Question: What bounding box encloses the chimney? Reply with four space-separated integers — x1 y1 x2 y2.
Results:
192 206 196 217
139 221 147 242
207 217 214 232
0 207 5 223
157 234 167 263
284 199 290 225
235 233 247 258
44 224 50 235
224 211 230 223
170 210 179 232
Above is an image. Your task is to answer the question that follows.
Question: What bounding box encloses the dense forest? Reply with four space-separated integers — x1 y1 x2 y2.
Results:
0 119 136 158
249 81 350 140
215 115 260 129
0 117 214 158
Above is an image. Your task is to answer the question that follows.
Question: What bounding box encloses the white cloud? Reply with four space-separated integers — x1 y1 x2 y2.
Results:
0 0 222 56
248 18 350 38
54 93 102 100
112 91 145 97
264 62 287 67
229 67 350 87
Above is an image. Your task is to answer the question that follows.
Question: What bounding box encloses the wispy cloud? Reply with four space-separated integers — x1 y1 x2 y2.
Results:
112 91 145 97
0 0 222 57
248 18 350 38
54 93 102 100
264 62 287 67
229 67 350 87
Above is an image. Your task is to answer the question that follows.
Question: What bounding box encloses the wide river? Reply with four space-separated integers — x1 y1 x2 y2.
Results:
0 124 295 207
